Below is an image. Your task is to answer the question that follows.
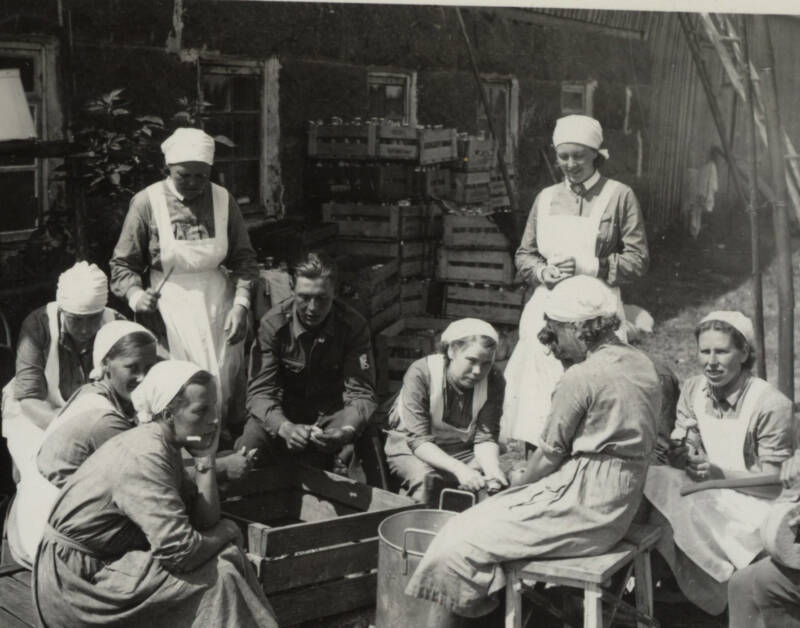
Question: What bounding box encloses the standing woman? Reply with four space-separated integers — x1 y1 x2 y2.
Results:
384 318 507 504
502 114 649 449
33 360 277 628
645 311 794 614
110 127 259 425
6 320 157 568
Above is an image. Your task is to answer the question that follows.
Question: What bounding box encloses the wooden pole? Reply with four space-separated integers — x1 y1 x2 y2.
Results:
756 15 794 400
742 16 767 380
677 13 748 208
454 7 518 213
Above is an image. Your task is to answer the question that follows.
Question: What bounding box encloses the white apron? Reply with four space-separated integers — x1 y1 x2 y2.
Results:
645 377 773 587
501 180 625 446
7 391 113 568
147 182 244 419
1 303 116 476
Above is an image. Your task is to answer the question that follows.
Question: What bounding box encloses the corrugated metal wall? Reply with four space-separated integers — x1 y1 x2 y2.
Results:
643 12 700 232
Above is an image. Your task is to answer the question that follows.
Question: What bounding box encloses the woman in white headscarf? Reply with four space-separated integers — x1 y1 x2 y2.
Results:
644 311 794 615
502 114 649 450
384 318 507 504
2 262 120 465
110 127 259 426
6 320 157 568
404 277 661 618
33 360 277 628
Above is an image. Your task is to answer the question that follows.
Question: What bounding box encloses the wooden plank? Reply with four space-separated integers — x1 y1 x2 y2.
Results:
0 606 31 628
269 572 377 626
0 573 35 625
296 465 413 512
223 488 300 524
223 466 296 498
298 492 360 522
516 544 636 585
437 248 515 285
258 538 378 594
248 507 413 558
442 214 509 250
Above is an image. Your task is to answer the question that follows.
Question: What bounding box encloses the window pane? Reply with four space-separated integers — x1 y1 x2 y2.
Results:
0 170 38 230
368 83 385 118
231 75 259 111
232 114 259 159
213 160 258 205
203 75 229 111
0 55 35 92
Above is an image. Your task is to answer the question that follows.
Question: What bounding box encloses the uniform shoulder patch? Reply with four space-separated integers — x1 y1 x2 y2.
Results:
359 353 370 370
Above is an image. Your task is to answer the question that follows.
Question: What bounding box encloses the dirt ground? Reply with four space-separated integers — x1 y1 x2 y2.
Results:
312 208 799 628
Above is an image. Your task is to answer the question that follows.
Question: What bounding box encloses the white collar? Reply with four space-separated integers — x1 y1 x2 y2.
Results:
564 169 601 193
165 177 185 202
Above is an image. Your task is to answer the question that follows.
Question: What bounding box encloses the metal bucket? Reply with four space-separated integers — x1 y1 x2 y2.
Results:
376 498 485 628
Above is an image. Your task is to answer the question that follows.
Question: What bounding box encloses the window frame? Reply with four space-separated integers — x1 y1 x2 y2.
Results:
560 79 597 117
366 69 418 126
477 74 519 167
0 38 61 241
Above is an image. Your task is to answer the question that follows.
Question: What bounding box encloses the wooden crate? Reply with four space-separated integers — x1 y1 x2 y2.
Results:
375 316 452 394
368 299 401 334
443 214 510 250
375 124 418 160
308 123 375 160
337 255 400 319
437 248 515 285
361 163 415 201
399 278 430 316
338 237 437 278
444 283 525 326
414 167 450 199
456 135 496 171
223 465 415 626
489 195 512 210
451 170 491 204
323 202 442 241
418 128 458 165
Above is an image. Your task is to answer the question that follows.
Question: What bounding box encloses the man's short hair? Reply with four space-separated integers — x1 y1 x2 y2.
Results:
293 252 337 284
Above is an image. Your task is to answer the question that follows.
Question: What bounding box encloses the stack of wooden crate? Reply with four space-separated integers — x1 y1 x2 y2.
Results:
437 208 525 329
322 201 442 333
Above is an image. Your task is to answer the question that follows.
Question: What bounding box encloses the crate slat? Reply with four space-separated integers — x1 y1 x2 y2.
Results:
443 214 510 250
437 248 515 285
323 202 441 240
338 238 437 278
269 572 377 626
257 539 379 594
444 283 525 325
399 279 430 316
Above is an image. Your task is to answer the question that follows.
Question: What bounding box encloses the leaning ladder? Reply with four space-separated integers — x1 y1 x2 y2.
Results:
698 13 800 222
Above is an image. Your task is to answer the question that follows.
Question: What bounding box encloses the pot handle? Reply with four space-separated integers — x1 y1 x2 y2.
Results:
439 487 476 511
401 528 438 575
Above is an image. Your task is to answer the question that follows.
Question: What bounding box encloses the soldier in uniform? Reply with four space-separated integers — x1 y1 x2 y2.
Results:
237 253 377 470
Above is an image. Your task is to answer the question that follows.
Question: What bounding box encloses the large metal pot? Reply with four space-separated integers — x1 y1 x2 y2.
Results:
376 506 484 628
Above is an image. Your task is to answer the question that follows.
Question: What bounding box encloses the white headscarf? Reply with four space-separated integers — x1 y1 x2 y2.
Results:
441 318 498 344
161 127 215 165
699 310 755 349
56 261 108 315
544 276 618 323
552 114 610 160
89 320 156 380
131 360 204 423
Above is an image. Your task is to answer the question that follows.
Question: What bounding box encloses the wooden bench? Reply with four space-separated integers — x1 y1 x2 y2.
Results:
504 523 661 628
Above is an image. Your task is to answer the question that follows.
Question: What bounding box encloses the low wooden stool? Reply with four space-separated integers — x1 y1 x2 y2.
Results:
504 523 661 628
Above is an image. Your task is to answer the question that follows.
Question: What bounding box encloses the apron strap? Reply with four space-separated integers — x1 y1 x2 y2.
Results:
44 302 64 407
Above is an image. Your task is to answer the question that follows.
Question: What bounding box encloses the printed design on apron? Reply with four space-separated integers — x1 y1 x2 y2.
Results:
397 354 488 449
501 179 625 447
146 181 243 415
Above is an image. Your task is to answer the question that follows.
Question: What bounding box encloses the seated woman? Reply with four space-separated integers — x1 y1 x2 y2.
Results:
2 262 120 481
404 276 661 617
383 318 507 504
33 360 277 628
644 311 794 615
6 320 157 568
